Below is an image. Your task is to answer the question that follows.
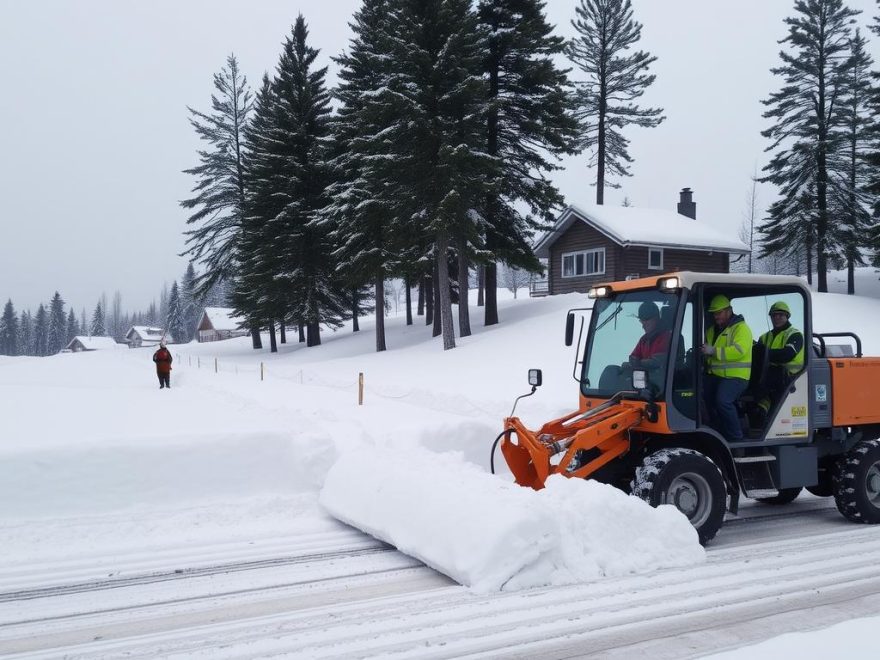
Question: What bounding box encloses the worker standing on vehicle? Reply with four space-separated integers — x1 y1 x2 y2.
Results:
701 295 752 442
757 301 804 418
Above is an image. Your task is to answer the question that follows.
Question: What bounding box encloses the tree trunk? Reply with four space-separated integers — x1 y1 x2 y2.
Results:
417 276 425 316
484 260 498 326
352 288 360 332
307 321 321 347
280 322 286 344
432 258 441 338
457 238 471 337
597 98 606 205
405 275 413 326
298 322 305 343
425 274 434 327
250 326 262 350
375 275 386 352
269 319 277 353
436 234 455 349
477 264 484 307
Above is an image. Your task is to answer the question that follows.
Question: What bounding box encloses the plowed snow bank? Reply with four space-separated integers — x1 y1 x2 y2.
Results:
320 447 705 591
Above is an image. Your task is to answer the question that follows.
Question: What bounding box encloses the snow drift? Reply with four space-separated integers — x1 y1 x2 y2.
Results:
320 446 705 591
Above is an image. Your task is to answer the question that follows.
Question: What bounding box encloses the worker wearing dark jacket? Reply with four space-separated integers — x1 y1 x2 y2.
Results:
701 294 753 442
757 301 804 416
153 341 173 389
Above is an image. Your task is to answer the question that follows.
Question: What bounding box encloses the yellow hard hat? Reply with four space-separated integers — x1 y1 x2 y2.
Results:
769 301 791 317
708 294 731 313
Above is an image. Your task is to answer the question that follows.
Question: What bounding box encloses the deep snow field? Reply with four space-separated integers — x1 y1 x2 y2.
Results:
4 268 880 656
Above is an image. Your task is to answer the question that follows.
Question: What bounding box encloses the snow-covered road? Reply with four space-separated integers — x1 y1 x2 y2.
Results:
4 497 879 659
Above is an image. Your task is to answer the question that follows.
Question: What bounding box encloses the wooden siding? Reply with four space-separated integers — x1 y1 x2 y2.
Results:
549 219 732 294
549 222 618 294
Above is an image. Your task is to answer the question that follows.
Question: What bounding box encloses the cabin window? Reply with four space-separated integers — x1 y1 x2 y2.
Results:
562 248 605 277
648 248 663 270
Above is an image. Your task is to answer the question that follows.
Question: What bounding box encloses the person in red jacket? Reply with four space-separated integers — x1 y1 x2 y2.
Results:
628 301 671 370
152 341 173 389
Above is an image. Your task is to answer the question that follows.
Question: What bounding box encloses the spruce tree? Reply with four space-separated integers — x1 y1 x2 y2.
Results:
761 0 859 292
324 0 397 351
166 281 186 343
19 310 33 356
180 263 201 341
833 29 874 293
866 1 880 222
47 291 66 354
478 0 579 327
34 304 49 356
90 301 106 337
1 300 17 356
66 308 78 345
371 0 495 350
567 0 664 204
181 54 252 299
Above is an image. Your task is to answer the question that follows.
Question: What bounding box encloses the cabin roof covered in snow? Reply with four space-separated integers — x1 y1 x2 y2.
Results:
67 336 124 350
125 326 164 340
534 205 750 258
200 307 244 331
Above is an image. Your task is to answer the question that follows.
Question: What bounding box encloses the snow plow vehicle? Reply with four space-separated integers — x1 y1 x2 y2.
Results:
498 272 880 543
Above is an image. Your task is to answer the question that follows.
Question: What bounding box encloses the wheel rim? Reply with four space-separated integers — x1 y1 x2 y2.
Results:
663 472 712 527
866 462 880 508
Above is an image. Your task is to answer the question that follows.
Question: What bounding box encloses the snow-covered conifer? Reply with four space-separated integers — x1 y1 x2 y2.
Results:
1 300 18 356
34 304 49 356
47 292 66 354
90 301 106 337
166 281 186 343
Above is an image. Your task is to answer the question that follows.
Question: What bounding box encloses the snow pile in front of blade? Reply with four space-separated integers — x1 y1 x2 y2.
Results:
319 446 704 592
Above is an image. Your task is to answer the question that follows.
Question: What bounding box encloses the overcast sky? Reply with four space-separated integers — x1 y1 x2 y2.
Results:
1 0 877 316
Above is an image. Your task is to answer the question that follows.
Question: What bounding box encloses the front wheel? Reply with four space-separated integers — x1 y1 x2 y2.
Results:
631 448 727 545
832 439 880 523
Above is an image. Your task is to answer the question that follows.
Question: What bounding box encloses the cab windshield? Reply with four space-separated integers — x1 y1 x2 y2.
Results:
581 290 680 398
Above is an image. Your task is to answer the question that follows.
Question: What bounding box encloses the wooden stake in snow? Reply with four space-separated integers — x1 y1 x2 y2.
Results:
214 357 218 373
261 362 264 381
358 372 364 405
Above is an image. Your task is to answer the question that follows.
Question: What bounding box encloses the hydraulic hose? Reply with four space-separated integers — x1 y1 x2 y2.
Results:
490 429 512 475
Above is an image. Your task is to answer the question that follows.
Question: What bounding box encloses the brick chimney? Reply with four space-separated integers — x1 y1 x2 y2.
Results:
677 187 696 219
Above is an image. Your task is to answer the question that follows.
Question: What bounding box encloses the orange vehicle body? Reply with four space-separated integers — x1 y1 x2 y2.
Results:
829 358 880 426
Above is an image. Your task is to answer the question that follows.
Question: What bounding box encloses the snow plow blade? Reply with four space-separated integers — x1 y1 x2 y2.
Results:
501 399 644 489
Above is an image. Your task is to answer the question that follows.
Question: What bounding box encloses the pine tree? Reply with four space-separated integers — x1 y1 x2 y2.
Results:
324 0 397 351
369 0 495 350
47 291 66 354
109 291 122 340
34 304 49 356
865 1 880 223
90 301 106 337
833 29 874 293
19 310 33 356
180 263 201 341
478 0 579 327
761 0 859 292
181 54 252 299
567 0 665 204
166 281 186 343
1 300 18 356
66 308 79 345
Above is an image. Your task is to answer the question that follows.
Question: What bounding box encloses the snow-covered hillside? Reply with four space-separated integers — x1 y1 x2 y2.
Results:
4 272 880 657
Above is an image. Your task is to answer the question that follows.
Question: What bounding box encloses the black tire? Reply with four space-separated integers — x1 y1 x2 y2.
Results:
755 487 802 505
631 448 727 545
832 439 880 523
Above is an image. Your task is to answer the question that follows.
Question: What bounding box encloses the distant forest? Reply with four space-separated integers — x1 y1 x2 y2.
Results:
0 264 229 357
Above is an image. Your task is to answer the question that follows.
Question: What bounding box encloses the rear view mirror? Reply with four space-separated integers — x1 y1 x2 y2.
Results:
565 313 575 346
528 369 543 387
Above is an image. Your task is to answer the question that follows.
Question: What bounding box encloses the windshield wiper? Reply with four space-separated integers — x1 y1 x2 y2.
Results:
594 302 623 333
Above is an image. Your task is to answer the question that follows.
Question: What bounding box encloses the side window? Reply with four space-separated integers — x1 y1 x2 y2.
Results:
671 301 696 420
648 248 663 270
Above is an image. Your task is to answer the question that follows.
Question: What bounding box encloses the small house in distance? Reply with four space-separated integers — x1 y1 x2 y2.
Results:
196 307 247 343
66 336 124 352
532 189 750 295
125 326 164 348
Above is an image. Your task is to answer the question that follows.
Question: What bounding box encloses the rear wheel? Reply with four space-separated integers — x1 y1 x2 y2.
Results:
832 440 880 523
631 448 727 545
755 487 802 505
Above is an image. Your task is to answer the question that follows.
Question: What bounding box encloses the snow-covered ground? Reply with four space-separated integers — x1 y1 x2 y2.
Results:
4 270 880 657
